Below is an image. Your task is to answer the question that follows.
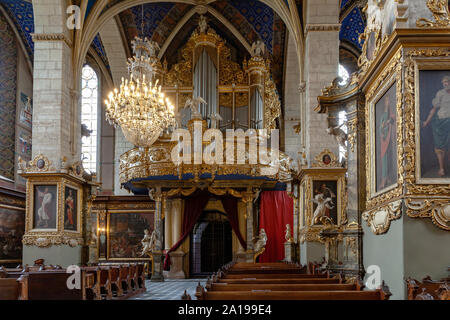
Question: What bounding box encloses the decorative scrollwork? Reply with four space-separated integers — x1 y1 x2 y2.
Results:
362 200 402 235
416 0 450 28
405 198 450 231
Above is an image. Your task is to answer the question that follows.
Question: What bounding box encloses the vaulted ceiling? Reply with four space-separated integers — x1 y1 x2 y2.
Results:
0 0 367 86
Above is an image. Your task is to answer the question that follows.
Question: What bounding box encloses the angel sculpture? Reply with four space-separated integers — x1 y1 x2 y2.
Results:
141 229 156 256
251 40 265 57
17 156 28 171
285 224 293 243
184 96 207 120
254 229 268 253
326 123 347 150
209 113 223 129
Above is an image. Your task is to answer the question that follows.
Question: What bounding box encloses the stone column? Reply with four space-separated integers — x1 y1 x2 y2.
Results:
304 0 341 165
172 198 183 248
243 188 256 262
150 187 164 282
164 200 172 251
166 198 185 279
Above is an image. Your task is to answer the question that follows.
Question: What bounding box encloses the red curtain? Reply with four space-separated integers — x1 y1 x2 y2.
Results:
163 192 210 270
259 191 293 263
221 196 247 250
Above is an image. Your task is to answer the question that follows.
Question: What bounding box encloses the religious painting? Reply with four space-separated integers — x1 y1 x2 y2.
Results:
18 129 32 156
311 180 338 225
19 92 32 129
374 83 398 193
417 70 450 182
322 154 332 165
64 186 78 231
33 185 57 230
0 207 25 261
108 212 154 259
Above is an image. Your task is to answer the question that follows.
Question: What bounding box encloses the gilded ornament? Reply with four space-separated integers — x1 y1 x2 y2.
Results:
416 0 450 28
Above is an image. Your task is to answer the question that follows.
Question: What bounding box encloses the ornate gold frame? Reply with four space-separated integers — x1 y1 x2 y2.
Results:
298 167 347 243
105 210 155 262
22 174 85 248
61 179 82 233
365 49 404 210
416 0 450 28
402 48 450 231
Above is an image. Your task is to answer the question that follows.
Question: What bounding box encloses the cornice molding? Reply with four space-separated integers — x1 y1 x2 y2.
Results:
31 33 73 48
305 23 341 35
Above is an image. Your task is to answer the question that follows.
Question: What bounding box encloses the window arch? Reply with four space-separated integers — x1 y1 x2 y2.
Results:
81 65 99 174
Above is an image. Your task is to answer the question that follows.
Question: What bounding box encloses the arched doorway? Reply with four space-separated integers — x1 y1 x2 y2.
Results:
190 211 232 277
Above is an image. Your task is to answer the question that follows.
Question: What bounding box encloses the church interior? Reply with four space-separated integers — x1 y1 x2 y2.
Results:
0 0 449 302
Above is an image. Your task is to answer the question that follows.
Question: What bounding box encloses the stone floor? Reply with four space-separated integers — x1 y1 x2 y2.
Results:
129 279 207 300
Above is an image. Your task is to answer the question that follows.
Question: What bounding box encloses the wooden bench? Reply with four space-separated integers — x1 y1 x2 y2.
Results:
406 276 449 300
108 266 124 297
222 273 329 279
216 277 342 284
136 263 146 290
193 283 391 300
207 282 360 292
0 278 20 300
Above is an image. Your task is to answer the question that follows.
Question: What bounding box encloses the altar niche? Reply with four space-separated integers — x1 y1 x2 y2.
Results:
190 211 232 276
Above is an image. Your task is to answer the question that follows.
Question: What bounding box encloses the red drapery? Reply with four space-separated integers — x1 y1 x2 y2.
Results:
163 192 247 271
259 191 293 263
221 196 247 250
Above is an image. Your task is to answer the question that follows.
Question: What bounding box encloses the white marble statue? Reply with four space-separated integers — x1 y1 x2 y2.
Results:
251 40 265 57
254 228 267 253
209 113 223 129
184 96 207 120
199 15 208 33
285 224 293 243
326 123 347 150
141 229 157 256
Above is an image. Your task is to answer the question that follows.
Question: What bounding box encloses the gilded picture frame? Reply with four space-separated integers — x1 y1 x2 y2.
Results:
106 210 155 261
62 180 82 233
365 50 404 210
30 183 58 232
413 59 450 185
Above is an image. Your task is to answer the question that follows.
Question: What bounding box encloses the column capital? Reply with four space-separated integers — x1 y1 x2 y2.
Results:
305 23 341 36
31 33 72 48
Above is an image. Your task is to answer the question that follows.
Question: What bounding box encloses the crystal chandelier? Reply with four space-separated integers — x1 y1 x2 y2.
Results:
105 36 175 147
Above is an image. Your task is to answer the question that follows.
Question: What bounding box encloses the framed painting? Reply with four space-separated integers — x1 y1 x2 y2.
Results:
374 82 398 194
33 185 57 230
63 186 79 232
311 180 338 225
18 92 32 129
107 212 154 260
0 207 25 262
416 69 450 183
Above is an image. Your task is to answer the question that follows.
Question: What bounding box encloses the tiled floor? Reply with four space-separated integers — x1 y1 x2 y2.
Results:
130 279 207 300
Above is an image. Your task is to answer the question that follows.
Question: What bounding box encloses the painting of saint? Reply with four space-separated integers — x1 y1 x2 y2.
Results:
19 93 32 129
0 208 25 261
311 181 338 225
64 187 77 231
375 84 397 192
109 213 154 259
33 185 57 229
419 71 450 180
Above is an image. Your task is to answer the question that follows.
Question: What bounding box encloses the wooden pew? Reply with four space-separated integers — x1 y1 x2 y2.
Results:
0 278 20 300
136 263 146 290
119 264 131 294
406 276 449 300
98 266 113 299
108 266 124 297
222 273 329 279
216 277 342 284
81 267 102 300
208 282 359 292
128 263 139 292
193 283 391 300
17 271 84 300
